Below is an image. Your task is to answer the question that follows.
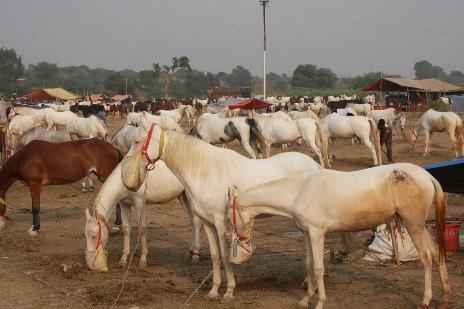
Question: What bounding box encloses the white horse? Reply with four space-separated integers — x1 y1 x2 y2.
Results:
66 115 108 139
126 112 142 126
138 111 184 132
45 111 79 130
336 107 358 116
321 113 382 165
288 110 320 121
156 106 186 124
363 94 376 104
412 109 464 158
232 163 450 308
84 161 203 272
119 125 322 303
346 103 373 115
111 124 143 155
190 116 262 159
313 96 325 104
308 103 329 117
181 104 195 125
8 114 44 154
366 108 401 127
251 113 330 167
15 127 78 152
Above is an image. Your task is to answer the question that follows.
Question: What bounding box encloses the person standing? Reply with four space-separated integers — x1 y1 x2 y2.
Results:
377 118 393 162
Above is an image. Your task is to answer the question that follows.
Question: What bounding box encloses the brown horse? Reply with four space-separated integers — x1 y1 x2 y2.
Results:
0 138 121 235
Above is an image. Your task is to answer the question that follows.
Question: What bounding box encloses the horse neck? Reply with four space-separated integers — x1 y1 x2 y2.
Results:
94 165 129 220
237 177 305 219
0 156 19 199
162 131 240 183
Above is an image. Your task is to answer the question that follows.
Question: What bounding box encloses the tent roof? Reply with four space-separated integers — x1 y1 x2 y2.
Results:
423 158 464 193
23 88 78 101
208 97 247 110
363 78 464 93
112 94 131 102
228 98 270 110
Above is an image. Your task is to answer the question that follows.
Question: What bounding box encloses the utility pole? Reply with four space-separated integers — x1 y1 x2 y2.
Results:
260 0 269 100
125 79 128 95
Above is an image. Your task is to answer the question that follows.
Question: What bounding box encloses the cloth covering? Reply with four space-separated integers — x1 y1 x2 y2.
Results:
363 224 419 262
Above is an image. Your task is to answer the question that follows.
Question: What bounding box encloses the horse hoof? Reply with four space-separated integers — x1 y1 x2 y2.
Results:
190 255 200 263
139 260 147 269
297 300 309 309
110 226 121 234
28 227 38 237
204 291 220 301
221 292 234 304
439 300 451 309
119 260 127 267
419 303 430 309
81 188 88 193
0 217 5 231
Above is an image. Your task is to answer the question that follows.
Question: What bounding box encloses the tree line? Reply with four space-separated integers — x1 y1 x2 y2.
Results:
0 47 463 100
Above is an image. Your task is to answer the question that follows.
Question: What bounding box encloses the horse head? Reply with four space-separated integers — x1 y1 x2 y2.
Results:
84 208 109 272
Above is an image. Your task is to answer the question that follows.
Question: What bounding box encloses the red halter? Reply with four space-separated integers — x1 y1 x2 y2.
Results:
141 123 156 164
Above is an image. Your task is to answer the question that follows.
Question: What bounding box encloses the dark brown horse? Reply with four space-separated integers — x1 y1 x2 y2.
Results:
0 138 121 235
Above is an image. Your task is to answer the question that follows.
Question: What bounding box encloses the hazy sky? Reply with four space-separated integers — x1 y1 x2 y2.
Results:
1 0 463 78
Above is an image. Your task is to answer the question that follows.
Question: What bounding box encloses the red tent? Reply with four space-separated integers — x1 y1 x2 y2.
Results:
228 98 270 110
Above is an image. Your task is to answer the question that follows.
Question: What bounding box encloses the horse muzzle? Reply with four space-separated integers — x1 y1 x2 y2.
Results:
85 246 108 272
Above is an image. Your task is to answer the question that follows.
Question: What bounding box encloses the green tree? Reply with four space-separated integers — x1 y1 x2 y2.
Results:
103 72 136 94
414 60 446 79
291 64 337 88
29 61 59 87
153 56 191 98
226 65 252 88
183 70 206 97
447 70 464 86
0 48 25 95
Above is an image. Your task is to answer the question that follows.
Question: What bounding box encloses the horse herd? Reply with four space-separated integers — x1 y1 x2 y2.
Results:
0 98 461 308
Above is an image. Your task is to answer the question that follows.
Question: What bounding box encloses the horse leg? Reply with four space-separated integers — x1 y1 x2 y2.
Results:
119 201 131 267
179 193 201 263
81 176 89 192
203 223 222 301
298 231 316 308
215 223 235 303
134 195 148 269
111 203 122 234
423 228 451 305
402 226 435 307
423 130 430 156
29 182 42 237
265 142 271 158
241 138 257 159
446 129 458 158
362 137 379 166
307 228 327 309
302 132 324 167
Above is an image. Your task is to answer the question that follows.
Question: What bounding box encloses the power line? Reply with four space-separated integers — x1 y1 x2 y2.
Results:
273 2 464 36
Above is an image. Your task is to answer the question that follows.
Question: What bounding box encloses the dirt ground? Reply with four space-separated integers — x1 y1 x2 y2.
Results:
0 113 463 309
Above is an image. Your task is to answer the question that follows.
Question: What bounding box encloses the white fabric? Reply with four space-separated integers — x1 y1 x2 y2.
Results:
363 224 420 262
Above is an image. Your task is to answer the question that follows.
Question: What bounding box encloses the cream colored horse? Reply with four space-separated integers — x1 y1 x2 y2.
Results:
413 109 464 158
251 112 330 167
321 113 382 166
233 163 450 308
84 161 202 272
120 124 322 303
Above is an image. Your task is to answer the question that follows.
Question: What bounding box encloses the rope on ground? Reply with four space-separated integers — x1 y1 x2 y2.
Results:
179 257 223 309
110 205 144 308
26 270 94 308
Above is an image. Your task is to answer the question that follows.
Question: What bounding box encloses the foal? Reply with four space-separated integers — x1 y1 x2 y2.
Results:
0 139 120 235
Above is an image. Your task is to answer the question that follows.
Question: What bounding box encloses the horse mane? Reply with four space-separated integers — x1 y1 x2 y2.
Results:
164 131 244 179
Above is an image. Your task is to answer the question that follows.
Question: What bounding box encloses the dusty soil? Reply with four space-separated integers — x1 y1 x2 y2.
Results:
1 113 463 309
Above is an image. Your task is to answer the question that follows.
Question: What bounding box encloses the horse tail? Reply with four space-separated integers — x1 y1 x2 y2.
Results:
246 117 265 149
314 120 330 168
367 118 382 165
455 120 464 157
431 176 446 263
